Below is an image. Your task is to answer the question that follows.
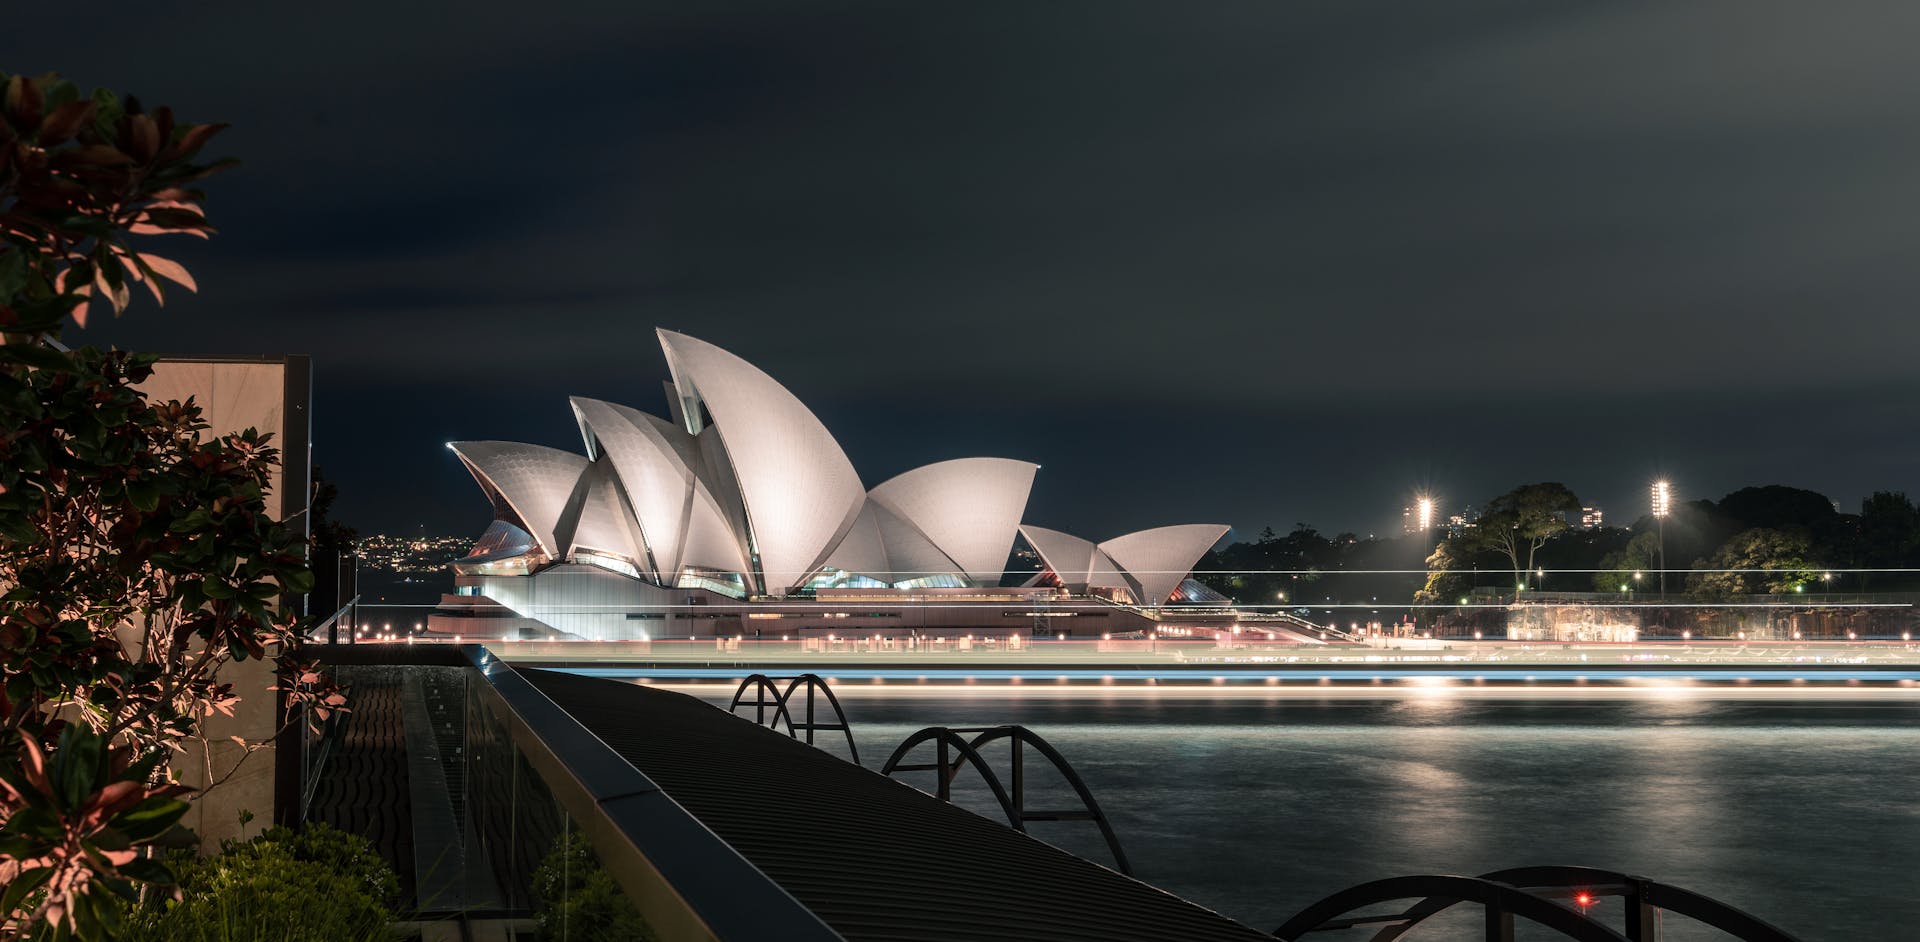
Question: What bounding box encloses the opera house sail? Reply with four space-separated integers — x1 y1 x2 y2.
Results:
439 330 1249 642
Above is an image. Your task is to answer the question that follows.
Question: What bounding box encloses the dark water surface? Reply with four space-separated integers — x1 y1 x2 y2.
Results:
731 692 1919 940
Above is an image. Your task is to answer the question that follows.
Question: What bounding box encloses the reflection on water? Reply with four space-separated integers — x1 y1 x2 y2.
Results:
736 693 1919 939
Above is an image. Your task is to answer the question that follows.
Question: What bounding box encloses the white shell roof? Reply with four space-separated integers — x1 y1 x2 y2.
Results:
570 396 745 582
1018 525 1099 593
562 457 649 567
1020 523 1228 607
448 441 590 559
658 329 866 594
1099 524 1231 607
822 501 965 585
872 503 963 582
869 458 1038 584
452 331 1215 601
820 502 891 580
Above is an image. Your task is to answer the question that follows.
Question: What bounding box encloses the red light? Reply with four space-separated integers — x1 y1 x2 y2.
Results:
1574 892 1593 907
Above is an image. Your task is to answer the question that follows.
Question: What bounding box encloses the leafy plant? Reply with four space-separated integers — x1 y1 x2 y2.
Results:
220 823 400 910
0 72 341 940
120 826 397 942
531 829 654 942
1687 528 1817 600
1 71 230 345
0 727 191 941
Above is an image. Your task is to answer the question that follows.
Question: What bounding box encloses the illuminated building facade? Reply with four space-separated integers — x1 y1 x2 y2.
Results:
433 330 1291 641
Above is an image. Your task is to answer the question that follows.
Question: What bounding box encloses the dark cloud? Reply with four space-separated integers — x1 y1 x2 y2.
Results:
8 0 1918 538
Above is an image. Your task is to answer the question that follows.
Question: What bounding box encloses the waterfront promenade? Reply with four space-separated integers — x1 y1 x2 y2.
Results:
474 638 1920 699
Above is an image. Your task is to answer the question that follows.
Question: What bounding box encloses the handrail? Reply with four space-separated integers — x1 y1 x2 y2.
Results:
1274 867 1806 942
1272 874 1629 942
879 724 1132 875
305 595 361 644
726 673 861 764
463 645 844 941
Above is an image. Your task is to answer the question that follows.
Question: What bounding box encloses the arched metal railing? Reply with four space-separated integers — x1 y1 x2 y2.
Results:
1273 875 1629 942
726 672 860 764
1274 866 1806 942
879 724 1131 875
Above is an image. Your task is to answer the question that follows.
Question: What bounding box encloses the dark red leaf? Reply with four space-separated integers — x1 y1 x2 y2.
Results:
36 101 95 146
161 123 226 162
127 114 160 163
4 75 43 131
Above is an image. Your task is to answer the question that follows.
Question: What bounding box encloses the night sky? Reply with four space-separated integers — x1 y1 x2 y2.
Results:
10 2 1920 542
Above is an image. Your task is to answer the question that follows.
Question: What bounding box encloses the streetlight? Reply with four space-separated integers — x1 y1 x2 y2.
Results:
1651 480 1672 597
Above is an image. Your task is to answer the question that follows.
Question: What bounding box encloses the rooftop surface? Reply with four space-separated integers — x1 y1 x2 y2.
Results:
522 668 1275 942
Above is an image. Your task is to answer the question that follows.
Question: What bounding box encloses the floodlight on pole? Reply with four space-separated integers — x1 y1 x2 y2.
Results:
1416 497 1434 532
1651 479 1672 597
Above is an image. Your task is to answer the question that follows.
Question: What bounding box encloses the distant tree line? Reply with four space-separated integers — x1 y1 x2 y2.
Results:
1199 484 1920 608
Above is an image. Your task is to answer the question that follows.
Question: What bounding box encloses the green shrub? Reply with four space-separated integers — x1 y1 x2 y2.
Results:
226 823 403 909
123 825 399 942
531 830 655 942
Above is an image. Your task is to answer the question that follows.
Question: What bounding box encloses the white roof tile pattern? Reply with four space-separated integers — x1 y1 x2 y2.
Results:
571 396 740 582
1098 524 1231 607
1018 525 1099 593
562 458 649 567
448 441 589 559
820 502 891 581
869 458 1038 584
658 329 866 594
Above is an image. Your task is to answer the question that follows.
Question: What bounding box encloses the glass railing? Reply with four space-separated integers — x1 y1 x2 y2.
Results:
301 645 841 938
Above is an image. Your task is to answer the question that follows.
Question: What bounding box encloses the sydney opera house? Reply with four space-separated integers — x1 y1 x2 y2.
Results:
433 330 1315 642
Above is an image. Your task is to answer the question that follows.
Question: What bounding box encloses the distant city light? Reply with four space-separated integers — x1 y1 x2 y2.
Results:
1651 480 1672 518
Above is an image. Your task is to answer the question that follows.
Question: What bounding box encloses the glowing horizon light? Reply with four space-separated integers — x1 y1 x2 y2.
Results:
1651 480 1673 518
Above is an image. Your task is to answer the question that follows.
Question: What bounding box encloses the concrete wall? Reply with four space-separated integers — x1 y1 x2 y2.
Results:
140 355 308 848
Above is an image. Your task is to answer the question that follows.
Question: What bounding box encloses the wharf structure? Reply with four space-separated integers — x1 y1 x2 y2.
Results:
429 330 1318 644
